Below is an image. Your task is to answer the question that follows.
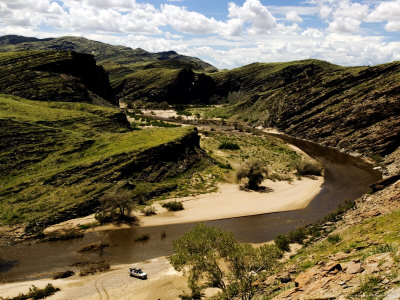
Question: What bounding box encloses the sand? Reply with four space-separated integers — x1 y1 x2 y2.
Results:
140 177 323 227
0 257 188 300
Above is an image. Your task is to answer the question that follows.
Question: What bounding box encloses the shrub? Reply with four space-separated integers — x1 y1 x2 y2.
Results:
296 160 323 176
275 234 290 252
141 206 156 216
327 234 341 244
218 141 240 150
52 270 75 279
162 201 184 211
236 160 268 190
134 233 150 242
5 283 60 300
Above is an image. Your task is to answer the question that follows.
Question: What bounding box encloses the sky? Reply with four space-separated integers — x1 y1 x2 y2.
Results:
0 0 400 69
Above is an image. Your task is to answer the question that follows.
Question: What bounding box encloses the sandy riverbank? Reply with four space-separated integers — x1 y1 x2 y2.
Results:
0 257 189 300
141 177 323 227
45 176 323 234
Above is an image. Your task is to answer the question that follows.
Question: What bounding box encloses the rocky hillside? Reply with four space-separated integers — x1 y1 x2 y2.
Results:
0 50 116 105
208 59 400 159
0 35 219 106
0 94 205 235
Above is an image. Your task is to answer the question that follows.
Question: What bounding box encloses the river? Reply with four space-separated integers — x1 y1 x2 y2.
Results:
0 132 381 283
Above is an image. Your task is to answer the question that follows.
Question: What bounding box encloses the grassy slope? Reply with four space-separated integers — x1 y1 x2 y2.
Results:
200 131 303 182
0 50 115 105
208 59 400 156
0 94 191 227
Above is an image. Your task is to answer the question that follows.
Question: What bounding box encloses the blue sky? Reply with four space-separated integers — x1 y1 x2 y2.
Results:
0 0 400 68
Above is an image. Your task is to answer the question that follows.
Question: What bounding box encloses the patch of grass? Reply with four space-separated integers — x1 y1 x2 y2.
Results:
141 206 156 216
162 201 184 211
352 276 383 298
1 283 60 300
78 222 99 230
218 141 240 150
52 270 75 279
327 234 341 244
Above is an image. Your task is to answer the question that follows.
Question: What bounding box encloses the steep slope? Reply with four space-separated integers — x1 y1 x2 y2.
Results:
0 50 116 105
0 94 204 233
209 59 400 158
117 67 216 104
0 35 217 72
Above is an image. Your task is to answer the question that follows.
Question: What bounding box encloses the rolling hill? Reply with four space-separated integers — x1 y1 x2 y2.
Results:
0 50 116 105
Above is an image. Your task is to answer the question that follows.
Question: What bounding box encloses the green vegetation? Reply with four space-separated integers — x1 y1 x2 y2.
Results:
169 224 282 300
218 141 240 150
1 283 60 300
327 234 341 244
0 94 193 229
200 131 303 183
288 210 400 270
162 201 184 211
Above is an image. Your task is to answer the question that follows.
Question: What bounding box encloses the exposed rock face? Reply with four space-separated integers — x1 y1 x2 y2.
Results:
0 50 116 105
117 68 216 104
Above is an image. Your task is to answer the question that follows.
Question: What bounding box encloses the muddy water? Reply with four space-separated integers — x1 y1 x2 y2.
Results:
0 134 381 283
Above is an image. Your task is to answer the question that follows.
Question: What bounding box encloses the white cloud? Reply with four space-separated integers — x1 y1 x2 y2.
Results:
286 11 303 23
368 0 400 32
0 0 400 69
228 0 277 33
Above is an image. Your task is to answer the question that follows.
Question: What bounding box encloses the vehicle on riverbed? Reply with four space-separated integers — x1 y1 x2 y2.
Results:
129 267 147 279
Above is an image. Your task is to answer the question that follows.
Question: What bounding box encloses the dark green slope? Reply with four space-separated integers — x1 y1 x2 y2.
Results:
209 59 400 157
0 50 116 105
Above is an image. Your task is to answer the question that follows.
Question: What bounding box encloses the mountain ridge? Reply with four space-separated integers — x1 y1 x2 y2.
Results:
0 35 217 72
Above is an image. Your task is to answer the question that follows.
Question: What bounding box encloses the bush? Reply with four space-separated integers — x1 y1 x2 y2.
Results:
275 234 290 252
296 160 323 176
141 206 156 216
327 234 341 244
218 141 240 150
162 201 184 211
236 160 268 190
5 283 60 300
52 270 75 279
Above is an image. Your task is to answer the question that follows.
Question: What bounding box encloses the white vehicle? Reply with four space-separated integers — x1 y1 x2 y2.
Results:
129 267 147 279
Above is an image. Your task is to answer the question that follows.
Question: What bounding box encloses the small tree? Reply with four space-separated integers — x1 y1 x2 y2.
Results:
236 160 268 190
169 224 281 300
96 189 136 223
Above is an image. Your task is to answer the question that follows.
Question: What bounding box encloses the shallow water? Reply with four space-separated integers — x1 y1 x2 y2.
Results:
0 133 381 283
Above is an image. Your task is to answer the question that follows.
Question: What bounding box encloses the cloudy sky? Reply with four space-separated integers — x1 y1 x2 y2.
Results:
1 0 400 68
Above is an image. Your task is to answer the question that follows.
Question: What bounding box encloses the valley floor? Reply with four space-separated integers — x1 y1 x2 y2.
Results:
0 257 188 300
